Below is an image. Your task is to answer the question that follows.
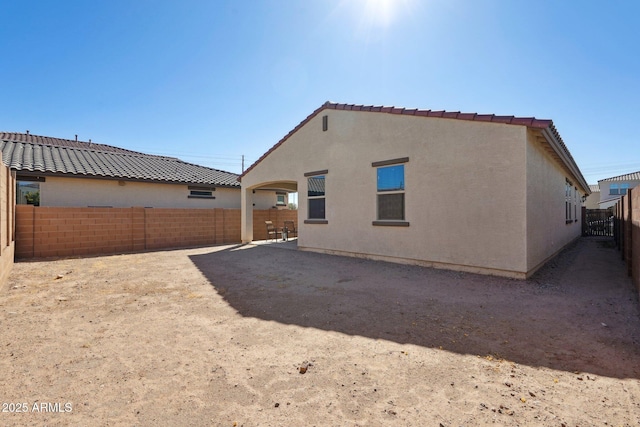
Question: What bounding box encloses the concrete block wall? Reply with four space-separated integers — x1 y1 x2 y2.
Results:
144 208 216 250
14 206 297 259
223 209 242 243
631 188 640 296
613 188 640 297
16 206 143 258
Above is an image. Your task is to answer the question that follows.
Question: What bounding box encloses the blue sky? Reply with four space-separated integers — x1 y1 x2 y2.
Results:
1 0 638 183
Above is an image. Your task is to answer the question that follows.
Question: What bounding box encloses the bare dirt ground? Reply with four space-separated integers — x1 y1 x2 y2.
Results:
1 237 639 426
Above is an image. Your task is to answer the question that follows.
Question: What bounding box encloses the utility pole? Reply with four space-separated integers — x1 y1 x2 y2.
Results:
242 155 245 173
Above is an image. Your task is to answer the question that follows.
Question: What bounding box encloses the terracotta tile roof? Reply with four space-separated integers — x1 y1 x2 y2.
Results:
1 133 239 187
240 102 584 190
327 102 553 127
598 171 640 182
589 184 600 192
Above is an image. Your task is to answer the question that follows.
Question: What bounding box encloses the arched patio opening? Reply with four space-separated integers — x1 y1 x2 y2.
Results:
241 180 298 243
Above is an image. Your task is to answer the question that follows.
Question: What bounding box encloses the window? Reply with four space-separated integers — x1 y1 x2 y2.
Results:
609 183 629 195
307 175 326 219
565 180 572 224
377 165 405 220
276 193 286 206
622 183 630 194
188 186 216 199
372 157 409 226
304 170 328 223
574 186 577 223
17 181 40 206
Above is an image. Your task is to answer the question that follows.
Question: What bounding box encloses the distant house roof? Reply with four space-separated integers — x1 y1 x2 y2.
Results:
598 170 640 183
0 132 239 187
0 132 155 156
240 101 589 193
589 184 600 192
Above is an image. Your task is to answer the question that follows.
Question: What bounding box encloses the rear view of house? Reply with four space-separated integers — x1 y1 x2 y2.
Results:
240 102 590 279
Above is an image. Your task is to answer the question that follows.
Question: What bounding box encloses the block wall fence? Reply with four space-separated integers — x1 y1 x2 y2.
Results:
613 187 640 297
15 206 297 259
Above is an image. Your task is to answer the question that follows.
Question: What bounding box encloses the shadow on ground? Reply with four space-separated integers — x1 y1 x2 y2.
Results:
189 238 640 379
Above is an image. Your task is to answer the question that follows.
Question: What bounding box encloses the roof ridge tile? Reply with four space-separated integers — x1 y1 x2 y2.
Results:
1 139 239 187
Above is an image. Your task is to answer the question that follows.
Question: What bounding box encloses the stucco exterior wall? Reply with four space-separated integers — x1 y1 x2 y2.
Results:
525 130 584 274
243 110 532 277
584 191 600 210
252 190 286 210
34 176 277 209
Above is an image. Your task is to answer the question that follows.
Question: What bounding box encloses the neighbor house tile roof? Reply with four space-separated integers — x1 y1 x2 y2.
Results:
0 132 153 156
598 171 640 182
589 184 600 192
0 133 239 187
240 101 589 192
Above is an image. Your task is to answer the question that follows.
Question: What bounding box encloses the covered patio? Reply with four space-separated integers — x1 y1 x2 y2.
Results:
241 179 298 243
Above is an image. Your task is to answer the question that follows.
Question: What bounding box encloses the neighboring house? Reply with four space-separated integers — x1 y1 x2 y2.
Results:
0 132 283 209
584 184 601 210
239 102 590 279
597 171 640 209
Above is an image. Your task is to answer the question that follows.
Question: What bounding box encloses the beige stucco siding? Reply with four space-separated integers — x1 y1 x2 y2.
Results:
525 130 583 273
243 110 530 276
37 176 276 209
584 192 600 210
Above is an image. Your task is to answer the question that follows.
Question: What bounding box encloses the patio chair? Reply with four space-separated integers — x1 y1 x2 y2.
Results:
283 220 297 241
265 220 281 242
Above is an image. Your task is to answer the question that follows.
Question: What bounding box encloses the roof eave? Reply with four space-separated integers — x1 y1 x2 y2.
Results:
240 102 591 197
539 126 590 194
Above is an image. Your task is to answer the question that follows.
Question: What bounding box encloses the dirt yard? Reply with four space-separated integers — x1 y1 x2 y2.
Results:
1 237 639 426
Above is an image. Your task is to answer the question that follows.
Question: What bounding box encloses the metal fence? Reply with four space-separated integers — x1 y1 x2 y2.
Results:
582 208 614 237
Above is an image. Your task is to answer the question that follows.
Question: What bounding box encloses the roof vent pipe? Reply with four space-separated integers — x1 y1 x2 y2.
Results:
26 130 29 135
75 134 78 141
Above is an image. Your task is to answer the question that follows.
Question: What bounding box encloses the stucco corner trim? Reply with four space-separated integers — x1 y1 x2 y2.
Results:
372 221 410 227
304 219 328 224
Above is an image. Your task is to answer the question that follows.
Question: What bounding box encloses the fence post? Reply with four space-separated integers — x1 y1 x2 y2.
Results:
618 196 627 261
630 187 640 295
627 192 633 276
